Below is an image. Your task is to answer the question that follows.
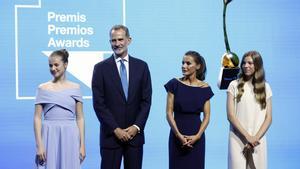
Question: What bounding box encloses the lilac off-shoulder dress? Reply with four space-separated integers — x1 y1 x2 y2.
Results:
35 88 82 169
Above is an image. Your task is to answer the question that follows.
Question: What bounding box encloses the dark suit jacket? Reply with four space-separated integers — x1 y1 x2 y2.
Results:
92 55 152 148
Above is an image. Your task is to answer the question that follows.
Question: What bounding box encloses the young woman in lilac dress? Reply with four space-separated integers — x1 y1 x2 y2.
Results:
165 51 214 169
33 49 86 169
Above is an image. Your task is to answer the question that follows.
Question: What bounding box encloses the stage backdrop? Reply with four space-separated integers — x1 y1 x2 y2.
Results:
1 0 299 168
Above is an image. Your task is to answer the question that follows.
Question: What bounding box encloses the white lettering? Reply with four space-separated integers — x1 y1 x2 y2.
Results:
48 24 55 35
48 37 90 48
47 12 87 23
47 12 56 22
47 25 94 35
47 37 56 47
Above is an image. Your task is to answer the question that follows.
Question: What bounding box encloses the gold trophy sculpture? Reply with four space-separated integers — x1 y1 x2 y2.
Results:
218 0 240 89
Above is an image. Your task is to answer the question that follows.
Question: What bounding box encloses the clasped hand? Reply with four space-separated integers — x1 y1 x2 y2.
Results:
245 135 260 147
177 134 200 148
114 126 138 142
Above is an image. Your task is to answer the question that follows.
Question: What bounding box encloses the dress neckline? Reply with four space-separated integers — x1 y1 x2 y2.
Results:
39 88 79 93
174 78 209 89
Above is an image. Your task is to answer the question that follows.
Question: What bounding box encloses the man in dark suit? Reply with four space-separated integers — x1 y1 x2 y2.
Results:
92 25 152 169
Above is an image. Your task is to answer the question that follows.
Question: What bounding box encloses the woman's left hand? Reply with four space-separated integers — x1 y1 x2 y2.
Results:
79 145 86 163
245 135 260 147
185 134 201 147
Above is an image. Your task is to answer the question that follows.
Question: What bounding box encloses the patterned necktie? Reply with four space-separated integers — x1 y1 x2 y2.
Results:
119 59 128 99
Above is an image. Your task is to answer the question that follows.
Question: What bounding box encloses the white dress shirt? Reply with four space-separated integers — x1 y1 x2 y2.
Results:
114 54 129 82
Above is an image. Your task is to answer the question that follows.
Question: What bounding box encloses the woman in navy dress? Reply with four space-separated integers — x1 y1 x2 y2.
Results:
165 51 214 169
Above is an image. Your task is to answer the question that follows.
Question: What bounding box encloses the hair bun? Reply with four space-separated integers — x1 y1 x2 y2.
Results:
61 49 69 58
50 49 69 63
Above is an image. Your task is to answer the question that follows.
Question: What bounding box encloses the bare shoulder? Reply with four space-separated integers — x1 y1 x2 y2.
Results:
66 81 80 89
38 81 52 90
198 81 209 88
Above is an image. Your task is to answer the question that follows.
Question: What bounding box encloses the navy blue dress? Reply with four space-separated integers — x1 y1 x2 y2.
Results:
164 78 214 169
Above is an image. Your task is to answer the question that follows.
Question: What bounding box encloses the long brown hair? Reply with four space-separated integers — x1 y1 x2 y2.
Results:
236 51 267 109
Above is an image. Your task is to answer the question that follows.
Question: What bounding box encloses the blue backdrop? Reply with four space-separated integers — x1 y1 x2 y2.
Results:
1 0 299 168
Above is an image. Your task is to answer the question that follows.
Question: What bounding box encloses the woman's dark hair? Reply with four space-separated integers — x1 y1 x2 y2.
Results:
50 49 69 63
185 50 207 80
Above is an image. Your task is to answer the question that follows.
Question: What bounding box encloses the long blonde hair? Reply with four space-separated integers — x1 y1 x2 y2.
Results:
236 51 267 109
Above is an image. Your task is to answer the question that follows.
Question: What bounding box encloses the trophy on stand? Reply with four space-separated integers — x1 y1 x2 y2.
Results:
218 0 240 89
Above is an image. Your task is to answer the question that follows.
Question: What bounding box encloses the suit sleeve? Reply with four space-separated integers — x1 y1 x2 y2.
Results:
92 64 119 132
135 63 152 132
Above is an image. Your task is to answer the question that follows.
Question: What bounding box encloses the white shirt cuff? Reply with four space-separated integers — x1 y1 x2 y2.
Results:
133 124 140 133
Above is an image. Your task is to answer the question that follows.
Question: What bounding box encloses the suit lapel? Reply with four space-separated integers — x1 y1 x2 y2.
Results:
128 56 136 102
107 55 127 100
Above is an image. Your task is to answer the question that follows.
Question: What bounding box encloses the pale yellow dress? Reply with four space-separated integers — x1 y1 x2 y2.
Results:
227 80 272 169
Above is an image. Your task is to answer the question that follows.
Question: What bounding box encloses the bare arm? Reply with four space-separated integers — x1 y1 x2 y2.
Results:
185 100 211 146
196 100 210 137
227 92 258 146
33 104 46 162
76 101 86 163
166 92 188 146
255 97 272 139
